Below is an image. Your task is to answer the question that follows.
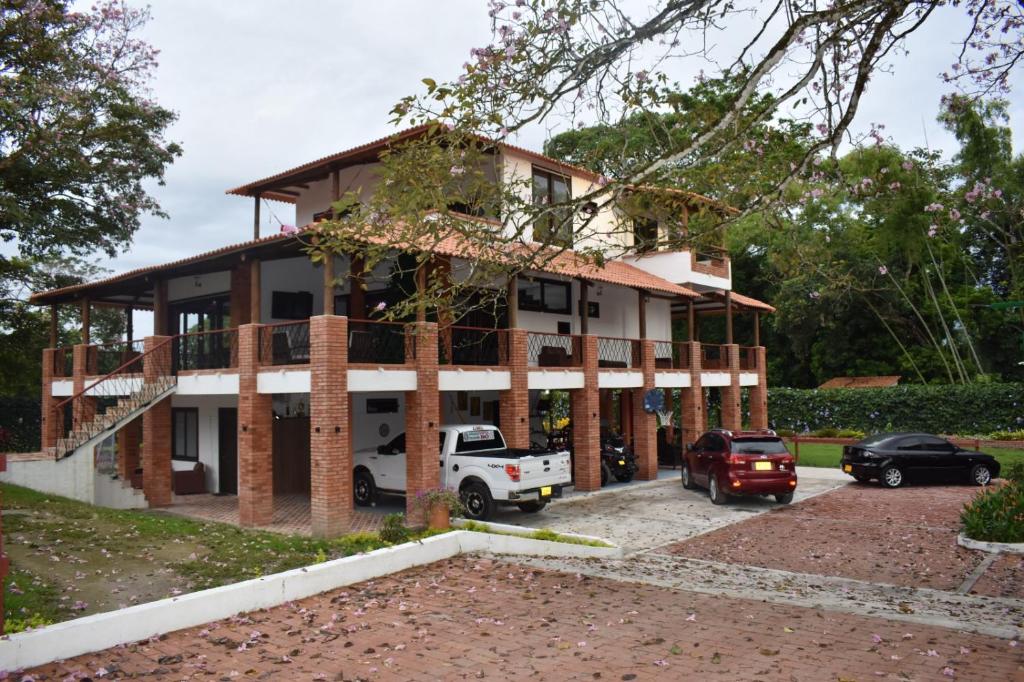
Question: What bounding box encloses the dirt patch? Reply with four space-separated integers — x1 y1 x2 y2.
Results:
661 483 988 591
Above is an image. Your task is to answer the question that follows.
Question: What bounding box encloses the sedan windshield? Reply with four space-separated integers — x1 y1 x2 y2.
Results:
731 438 789 455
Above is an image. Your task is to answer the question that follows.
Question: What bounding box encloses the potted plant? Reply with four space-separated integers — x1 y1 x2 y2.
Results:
414 488 463 530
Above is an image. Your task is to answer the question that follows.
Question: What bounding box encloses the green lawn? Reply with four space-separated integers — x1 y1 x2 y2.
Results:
788 442 1024 471
0 483 440 633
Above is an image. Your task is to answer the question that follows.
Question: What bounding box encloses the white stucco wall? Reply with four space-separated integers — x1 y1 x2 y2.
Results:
170 394 238 494
294 164 381 227
167 270 232 302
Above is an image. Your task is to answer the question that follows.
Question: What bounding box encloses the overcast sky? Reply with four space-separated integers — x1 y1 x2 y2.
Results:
111 1 1021 296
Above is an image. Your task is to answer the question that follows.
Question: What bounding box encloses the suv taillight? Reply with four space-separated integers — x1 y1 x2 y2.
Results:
728 455 746 465
504 464 521 482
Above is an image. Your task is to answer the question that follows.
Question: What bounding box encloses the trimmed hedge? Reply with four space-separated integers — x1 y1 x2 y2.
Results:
768 383 1024 435
0 396 41 453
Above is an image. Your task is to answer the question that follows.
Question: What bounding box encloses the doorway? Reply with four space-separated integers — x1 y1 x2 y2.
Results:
217 408 238 495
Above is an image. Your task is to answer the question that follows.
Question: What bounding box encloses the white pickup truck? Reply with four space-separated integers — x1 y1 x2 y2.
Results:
353 424 572 520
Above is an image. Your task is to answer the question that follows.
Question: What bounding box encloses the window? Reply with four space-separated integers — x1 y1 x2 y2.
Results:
271 291 313 320
578 300 600 318
172 408 199 461
517 277 571 315
731 438 789 455
532 167 573 247
456 428 507 453
634 218 659 252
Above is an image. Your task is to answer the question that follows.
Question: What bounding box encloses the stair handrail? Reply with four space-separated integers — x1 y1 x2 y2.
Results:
53 336 176 419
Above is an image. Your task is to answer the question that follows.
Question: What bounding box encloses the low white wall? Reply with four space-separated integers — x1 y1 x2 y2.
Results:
597 370 642 389
528 370 585 390
0 448 94 504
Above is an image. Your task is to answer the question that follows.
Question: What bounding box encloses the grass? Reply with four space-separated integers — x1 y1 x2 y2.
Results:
459 520 612 547
0 483 442 633
788 442 1024 471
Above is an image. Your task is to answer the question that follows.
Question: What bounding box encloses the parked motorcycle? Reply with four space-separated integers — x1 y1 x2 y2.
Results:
600 434 637 486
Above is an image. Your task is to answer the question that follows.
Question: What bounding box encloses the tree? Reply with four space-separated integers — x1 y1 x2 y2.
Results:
0 0 179 394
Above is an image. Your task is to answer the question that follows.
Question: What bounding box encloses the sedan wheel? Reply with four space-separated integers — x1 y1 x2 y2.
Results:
681 463 695 490
970 464 992 486
709 475 728 505
880 465 904 488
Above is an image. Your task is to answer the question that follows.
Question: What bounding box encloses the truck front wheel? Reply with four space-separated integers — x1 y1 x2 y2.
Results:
353 470 376 507
517 499 548 513
461 481 495 520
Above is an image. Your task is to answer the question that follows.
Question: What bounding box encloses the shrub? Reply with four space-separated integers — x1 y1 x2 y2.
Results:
1004 461 1024 485
774 428 796 437
960 482 1024 544
989 430 1024 441
0 396 41 453
836 429 866 439
378 513 409 545
811 427 840 438
768 383 1024 435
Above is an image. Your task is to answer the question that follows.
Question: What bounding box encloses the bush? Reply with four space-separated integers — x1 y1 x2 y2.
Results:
960 482 1024 544
378 513 409 545
1004 461 1024 485
837 429 866 439
768 383 1024 435
0 396 41 453
811 427 840 438
989 430 1024 441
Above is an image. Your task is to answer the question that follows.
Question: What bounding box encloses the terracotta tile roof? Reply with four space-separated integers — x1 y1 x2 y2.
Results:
818 375 901 389
30 218 698 304
225 125 602 201
626 184 739 215
728 291 775 313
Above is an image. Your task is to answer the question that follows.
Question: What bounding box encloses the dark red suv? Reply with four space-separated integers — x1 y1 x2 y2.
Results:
681 429 798 505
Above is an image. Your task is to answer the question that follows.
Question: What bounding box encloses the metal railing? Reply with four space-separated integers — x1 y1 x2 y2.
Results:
52 337 175 458
527 332 582 367
701 343 730 370
348 319 415 364
597 336 640 368
174 328 239 371
91 340 145 376
739 346 759 370
439 325 508 366
653 341 690 370
259 321 311 366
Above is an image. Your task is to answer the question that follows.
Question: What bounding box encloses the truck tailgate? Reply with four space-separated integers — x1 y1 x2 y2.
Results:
518 451 572 488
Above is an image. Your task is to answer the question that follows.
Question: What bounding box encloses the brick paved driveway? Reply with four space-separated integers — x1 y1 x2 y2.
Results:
26 557 1023 681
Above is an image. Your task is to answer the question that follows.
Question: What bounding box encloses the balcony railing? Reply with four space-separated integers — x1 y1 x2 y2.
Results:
52 347 73 377
348 319 415 365
739 346 759 370
90 340 145 376
260 321 311 366
174 328 239 371
653 341 690 370
597 336 641 368
691 250 730 279
527 332 582 367
439 326 508 367
701 344 730 370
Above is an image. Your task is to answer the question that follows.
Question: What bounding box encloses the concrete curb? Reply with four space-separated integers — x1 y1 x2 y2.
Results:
957 532 1024 555
0 528 619 671
453 519 623 559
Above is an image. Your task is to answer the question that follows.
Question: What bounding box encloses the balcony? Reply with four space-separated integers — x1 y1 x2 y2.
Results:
527 332 582 367
174 329 239 371
653 341 690 370
438 326 508 367
260 321 310 366
348 319 415 365
89 340 144 376
701 344 730 370
596 336 640 368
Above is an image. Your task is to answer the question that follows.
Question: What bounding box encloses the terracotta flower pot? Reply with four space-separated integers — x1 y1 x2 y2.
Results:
428 503 451 530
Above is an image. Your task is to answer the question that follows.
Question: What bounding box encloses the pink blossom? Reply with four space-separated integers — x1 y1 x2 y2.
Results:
924 202 944 212
450 165 465 176
809 291 820 300
928 225 938 238
878 265 888 276
949 208 961 221
902 160 914 171
942 667 955 677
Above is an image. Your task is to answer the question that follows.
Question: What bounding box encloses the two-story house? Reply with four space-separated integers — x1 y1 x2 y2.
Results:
8 125 772 536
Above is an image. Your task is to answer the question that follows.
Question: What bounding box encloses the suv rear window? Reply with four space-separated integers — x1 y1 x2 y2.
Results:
730 438 789 455
456 428 507 453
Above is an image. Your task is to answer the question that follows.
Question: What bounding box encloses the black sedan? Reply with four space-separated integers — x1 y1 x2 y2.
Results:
841 432 1001 488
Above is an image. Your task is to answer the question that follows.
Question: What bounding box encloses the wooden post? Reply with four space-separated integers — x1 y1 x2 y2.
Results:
49 305 58 348
415 262 427 323
153 280 168 336
507 275 518 328
323 254 335 315
126 307 133 342
754 311 760 347
637 289 647 339
253 194 261 240
579 280 589 335
687 299 696 342
80 299 91 346
725 290 733 345
349 256 366 319
250 258 262 324
331 169 340 214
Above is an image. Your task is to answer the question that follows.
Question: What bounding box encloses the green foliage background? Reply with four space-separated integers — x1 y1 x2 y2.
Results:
0 396 41 452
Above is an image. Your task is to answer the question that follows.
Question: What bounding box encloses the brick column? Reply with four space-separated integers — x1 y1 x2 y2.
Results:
309 315 351 537
720 344 742 431
40 349 60 450
570 335 601 491
142 336 173 507
238 324 274 526
116 416 142 482
405 322 440 524
71 344 96 430
680 342 706 446
499 329 529 448
631 340 658 480
748 346 768 429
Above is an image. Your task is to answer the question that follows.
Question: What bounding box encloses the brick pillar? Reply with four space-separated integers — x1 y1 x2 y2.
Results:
230 264 252 326
405 322 440 524
71 344 96 429
680 342 705 446
748 346 768 429
499 329 529 448
570 335 601 491
631 340 658 480
142 336 173 507
238 324 274 526
721 344 742 431
116 416 142 482
40 349 60 450
309 315 351 537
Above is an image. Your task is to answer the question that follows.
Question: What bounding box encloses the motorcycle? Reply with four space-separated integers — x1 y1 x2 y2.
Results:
600 434 637 486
